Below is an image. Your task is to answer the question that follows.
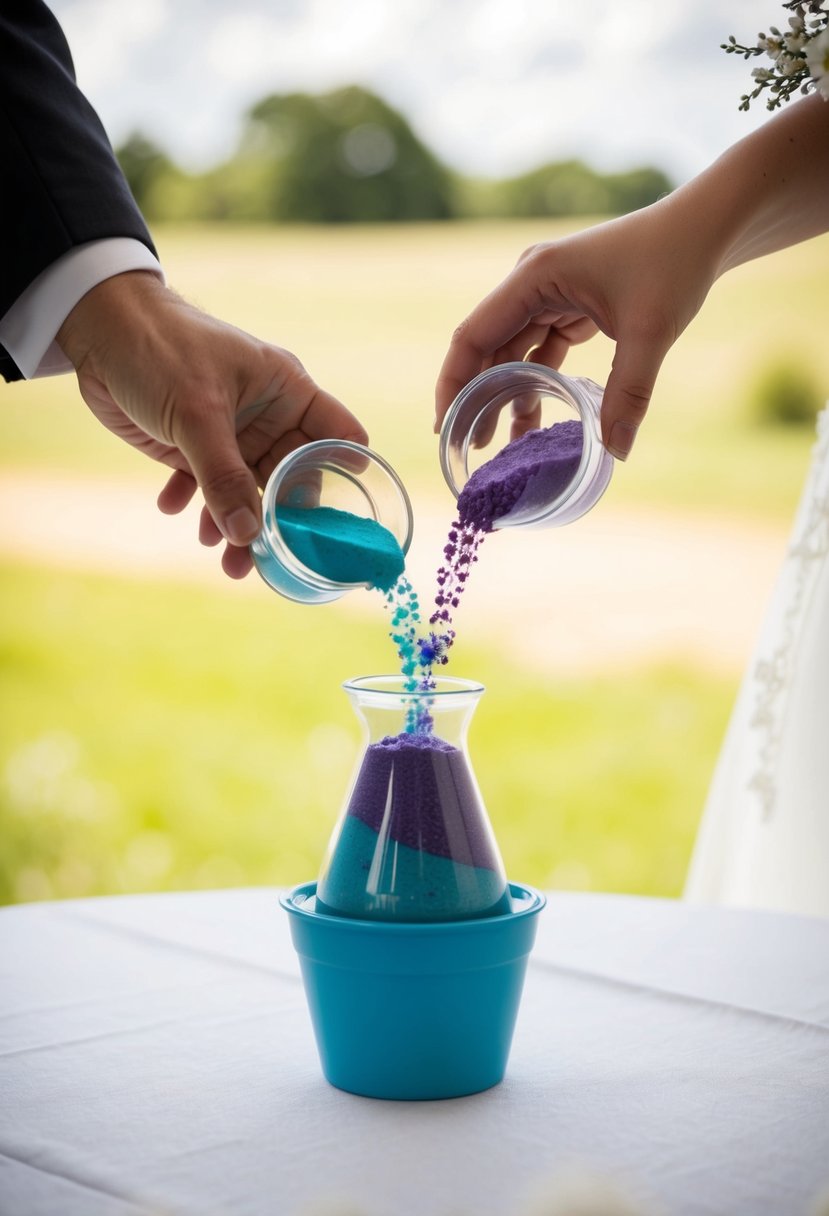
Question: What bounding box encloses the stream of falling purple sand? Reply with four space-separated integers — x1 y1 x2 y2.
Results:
385 418 584 729
316 419 584 919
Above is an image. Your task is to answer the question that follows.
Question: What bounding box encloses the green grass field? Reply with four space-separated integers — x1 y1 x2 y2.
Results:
2 219 828 906
0 560 735 905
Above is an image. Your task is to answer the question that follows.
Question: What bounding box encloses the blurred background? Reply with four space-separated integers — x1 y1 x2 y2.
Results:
2 0 828 905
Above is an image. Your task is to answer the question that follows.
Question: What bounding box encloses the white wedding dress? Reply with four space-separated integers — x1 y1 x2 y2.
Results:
685 406 829 919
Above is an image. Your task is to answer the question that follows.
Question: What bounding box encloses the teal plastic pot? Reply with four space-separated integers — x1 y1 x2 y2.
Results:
280 880 545 1100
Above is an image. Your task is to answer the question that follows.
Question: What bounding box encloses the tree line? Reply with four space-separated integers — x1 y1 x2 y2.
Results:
117 85 673 224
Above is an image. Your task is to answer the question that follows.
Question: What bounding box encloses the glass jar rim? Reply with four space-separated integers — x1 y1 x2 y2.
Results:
343 674 485 698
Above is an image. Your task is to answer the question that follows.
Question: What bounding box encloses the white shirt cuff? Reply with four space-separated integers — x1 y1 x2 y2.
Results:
0 239 165 379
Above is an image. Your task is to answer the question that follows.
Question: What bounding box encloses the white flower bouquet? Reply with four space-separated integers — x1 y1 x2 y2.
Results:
723 0 829 109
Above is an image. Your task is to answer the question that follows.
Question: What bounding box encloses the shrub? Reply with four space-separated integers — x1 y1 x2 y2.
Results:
749 358 823 427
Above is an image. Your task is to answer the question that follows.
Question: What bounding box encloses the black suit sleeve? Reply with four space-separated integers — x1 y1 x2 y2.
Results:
0 1 157 381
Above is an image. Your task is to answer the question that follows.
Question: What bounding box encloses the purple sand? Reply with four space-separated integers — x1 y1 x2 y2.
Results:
317 426 590 918
456 419 583 533
345 732 501 872
381 421 585 697
415 419 583 687
318 422 586 920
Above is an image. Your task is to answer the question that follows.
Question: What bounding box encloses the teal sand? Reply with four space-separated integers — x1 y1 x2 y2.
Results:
316 816 510 921
251 504 407 602
276 505 405 591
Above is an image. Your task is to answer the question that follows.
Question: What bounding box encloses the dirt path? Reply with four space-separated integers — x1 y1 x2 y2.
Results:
0 471 791 675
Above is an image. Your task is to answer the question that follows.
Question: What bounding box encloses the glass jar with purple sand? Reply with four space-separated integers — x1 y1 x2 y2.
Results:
440 361 613 530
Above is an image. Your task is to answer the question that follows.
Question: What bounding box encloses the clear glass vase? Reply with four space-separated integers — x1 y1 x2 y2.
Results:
316 675 511 922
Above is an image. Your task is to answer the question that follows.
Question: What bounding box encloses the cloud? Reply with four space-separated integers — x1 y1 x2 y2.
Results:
51 0 772 182
58 0 170 89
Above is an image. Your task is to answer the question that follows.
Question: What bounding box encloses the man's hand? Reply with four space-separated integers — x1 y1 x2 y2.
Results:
57 272 367 577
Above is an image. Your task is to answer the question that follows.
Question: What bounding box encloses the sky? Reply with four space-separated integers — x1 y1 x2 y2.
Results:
51 0 778 186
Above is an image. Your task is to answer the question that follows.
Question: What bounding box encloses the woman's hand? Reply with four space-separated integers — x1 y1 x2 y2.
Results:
435 200 718 462
436 96 829 463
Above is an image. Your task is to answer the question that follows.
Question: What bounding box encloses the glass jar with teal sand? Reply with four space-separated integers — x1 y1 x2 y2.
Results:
316 675 511 922
250 440 413 604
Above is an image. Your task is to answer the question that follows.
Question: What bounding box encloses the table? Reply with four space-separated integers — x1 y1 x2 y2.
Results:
1 889 827 1216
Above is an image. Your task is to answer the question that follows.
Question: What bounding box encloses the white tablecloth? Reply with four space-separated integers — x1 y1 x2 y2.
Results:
1 889 827 1216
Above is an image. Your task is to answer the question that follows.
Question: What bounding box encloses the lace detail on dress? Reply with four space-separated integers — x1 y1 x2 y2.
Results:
748 407 829 819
